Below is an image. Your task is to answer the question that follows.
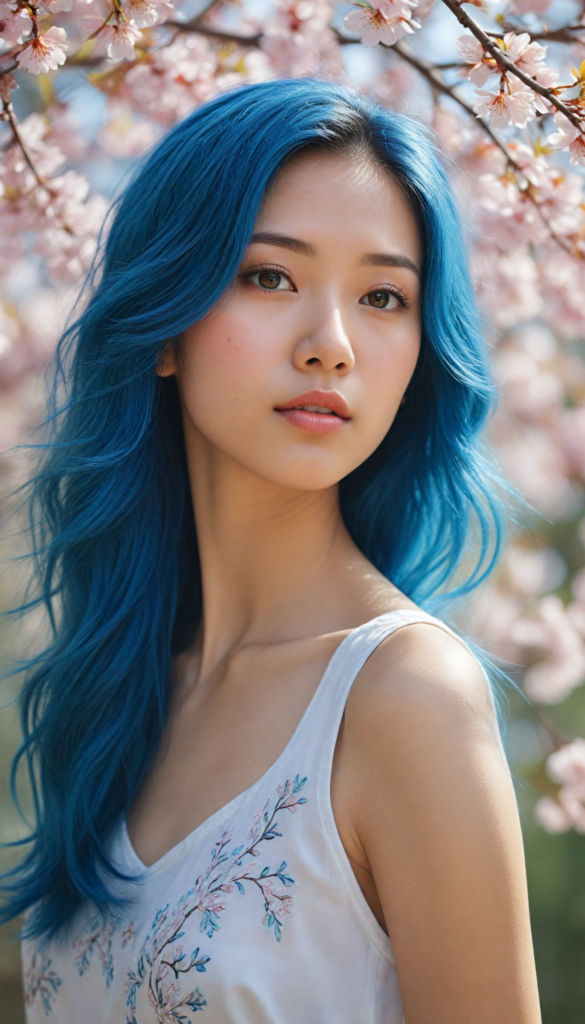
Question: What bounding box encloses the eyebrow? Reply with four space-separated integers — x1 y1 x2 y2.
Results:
360 252 420 277
249 232 419 278
250 232 317 257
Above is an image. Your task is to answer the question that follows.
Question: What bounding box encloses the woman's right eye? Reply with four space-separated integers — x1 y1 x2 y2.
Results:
249 269 293 291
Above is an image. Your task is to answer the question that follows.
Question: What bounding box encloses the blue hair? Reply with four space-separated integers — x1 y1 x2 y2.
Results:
1 78 507 940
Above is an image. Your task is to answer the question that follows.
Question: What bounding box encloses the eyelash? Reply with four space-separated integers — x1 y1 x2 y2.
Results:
241 264 296 291
369 286 410 310
240 263 411 309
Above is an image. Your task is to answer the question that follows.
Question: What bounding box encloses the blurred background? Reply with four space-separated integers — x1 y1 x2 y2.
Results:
2 0 585 1018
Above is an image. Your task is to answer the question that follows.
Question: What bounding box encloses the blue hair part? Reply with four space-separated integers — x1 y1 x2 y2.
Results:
1 78 508 940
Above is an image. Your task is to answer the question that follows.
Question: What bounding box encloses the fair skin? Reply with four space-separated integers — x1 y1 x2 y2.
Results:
128 150 542 1023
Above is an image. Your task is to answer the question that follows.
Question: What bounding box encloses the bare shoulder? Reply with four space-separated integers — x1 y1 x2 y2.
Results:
334 624 539 1024
335 615 508 835
348 616 499 740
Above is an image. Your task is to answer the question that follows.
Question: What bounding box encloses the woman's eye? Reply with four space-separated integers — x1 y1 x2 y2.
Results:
360 289 400 310
251 270 292 291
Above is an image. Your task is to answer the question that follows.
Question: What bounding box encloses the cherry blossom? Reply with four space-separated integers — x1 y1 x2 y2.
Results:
509 0 550 12
16 26 68 74
456 35 495 86
534 740 585 834
1 0 585 839
260 0 340 75
344 0 420 48
500 32 547 77
533 796 572 833
473 79 539 130
100 21 142 62
548 113 585 168
124 0 172 28
39 0 72 12
0 2 32 43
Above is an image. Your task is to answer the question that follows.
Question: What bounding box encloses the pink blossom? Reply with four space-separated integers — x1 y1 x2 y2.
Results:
456 34 494 86
558 787 585 833
537 740 585 834
547 738 585 793
534 65 559 88
16 26 68 74
39 0 72 11
548 113 585 168
511 595 585 704
476 248 544 330
500 31 547 77
261 0 341 76
474 79 538 130
100 21 142 62
509 0 550 12
0 2 32 44
124 0 159 28
344 0 420 48
504 546 566 596
533 795 571 833
98 114 159 158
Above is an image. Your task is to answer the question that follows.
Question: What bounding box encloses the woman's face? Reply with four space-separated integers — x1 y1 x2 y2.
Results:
161 150 422 491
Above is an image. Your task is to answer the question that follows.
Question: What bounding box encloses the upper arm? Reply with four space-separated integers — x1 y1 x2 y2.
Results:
341 623 541 1024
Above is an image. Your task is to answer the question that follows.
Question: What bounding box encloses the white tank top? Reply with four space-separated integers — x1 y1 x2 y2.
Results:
22 609 491 1024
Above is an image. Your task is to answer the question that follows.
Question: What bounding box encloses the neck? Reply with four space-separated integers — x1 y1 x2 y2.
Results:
185 430 364 672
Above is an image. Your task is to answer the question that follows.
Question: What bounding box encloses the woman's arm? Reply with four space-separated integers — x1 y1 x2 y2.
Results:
337 622 541 1024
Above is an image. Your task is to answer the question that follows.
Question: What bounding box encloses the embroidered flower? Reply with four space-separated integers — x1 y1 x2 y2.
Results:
24 951 62 1015
125 774 308 1023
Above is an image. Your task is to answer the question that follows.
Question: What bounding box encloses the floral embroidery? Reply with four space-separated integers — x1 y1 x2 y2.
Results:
73 913 115 987
72 912 135 989
125 774 308 1024
24 950 62 1015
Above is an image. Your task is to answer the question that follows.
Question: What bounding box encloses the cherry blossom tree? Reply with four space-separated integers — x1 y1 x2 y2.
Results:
2 0 585 832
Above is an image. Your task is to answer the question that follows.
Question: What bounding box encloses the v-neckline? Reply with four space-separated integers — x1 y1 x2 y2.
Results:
120 615 385 877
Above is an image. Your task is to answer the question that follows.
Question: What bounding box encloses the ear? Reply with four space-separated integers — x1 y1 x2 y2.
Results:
156 342 178 378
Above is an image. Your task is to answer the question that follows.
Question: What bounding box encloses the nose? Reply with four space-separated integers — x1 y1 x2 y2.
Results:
292 306 355 376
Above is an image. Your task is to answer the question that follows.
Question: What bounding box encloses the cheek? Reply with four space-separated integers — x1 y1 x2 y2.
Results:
178 308 275 427
359 323 421 435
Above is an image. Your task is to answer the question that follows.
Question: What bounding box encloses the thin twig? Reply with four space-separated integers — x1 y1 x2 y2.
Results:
165 19 262 45
1 94 45 188
501 22 585 45
439 0 584 131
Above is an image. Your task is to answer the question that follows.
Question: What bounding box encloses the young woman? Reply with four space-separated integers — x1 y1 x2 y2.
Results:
4 79 540 1023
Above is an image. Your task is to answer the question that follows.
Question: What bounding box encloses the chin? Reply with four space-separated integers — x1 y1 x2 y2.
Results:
249 456 355 492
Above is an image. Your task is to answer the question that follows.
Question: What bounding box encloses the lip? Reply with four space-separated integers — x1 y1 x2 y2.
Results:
274 389 351 436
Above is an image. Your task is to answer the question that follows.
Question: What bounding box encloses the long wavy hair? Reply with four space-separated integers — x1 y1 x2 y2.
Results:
1 78 507 940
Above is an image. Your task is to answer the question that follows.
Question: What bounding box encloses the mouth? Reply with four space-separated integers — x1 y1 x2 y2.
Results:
274 390 351 435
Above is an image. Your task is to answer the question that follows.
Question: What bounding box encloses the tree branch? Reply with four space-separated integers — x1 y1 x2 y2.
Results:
165 19 262 45
439 0 584 130
392 42 581 259
0 93 45 188
392 40 513 164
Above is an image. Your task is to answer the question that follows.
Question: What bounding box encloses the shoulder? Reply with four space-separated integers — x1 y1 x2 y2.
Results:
337 616 507 835
349 616 497 737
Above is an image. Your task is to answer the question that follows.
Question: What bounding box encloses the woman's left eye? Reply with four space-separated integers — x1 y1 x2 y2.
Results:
249 270 293 291
360 289 401 311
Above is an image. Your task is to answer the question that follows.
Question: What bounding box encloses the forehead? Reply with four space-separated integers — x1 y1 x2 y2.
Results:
256 150 422 267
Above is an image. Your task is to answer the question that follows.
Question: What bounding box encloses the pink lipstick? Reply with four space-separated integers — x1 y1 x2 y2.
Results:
274 389 351 435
